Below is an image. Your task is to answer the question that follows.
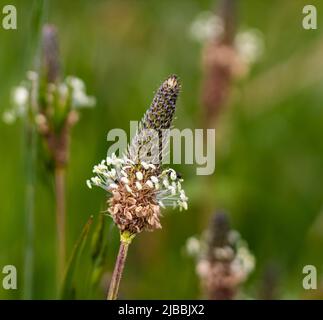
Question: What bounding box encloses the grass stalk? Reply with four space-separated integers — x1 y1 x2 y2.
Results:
54 165 66 282
22 0 47 300
23 123 37 299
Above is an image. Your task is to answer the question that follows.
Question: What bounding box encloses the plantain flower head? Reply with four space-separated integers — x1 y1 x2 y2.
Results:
87 75 188 235
193 212 255 300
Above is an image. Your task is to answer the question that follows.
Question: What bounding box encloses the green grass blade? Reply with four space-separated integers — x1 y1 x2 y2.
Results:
87 214 110 298
91 213 106 262
60 216 93 299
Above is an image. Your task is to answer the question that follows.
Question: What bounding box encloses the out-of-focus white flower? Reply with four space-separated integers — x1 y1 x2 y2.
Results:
3 85 30 124
189 11 224 43
67 76 85 91
3 71 96 126
235 29 264 65
186 236 201 257
13 86 29 107
73 91 96 108
196 259 210 278
231 243 256 277
66 76 96 108
228 230 240 245
190 9 265 68
26 71 38 81
58 83 69 100
2 111 16 124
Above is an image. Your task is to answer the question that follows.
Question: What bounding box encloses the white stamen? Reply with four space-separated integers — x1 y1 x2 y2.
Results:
136 171 143 181
120 177 129 184
169 186 176 196
163 179 169 188
146 180 154 188
158 201 165 208
141 161 149 169
86 180 92 189
170 171 177 181
106 157 113 165
91 177 101 185
121 170 128 177
180 190 188 201
109 169 116 178
125 184 132 193
151 176 158 183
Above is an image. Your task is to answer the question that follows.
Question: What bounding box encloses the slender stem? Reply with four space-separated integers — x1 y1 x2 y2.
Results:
23 124 37 299
107 240 129 300
107 231 135 300
54 165 66 283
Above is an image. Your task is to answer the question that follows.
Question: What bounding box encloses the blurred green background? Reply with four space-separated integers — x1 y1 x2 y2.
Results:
0 0 323 299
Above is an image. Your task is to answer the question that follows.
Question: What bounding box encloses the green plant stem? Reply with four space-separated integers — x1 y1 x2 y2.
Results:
55 165 66 283
23 124 37 299
107 231 135 300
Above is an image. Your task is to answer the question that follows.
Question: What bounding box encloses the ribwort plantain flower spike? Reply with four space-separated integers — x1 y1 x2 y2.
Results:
87 75 188 236
127 75 180 166
142 75 179 131
88 75 188 300
3 24 97 284
186 212 255 300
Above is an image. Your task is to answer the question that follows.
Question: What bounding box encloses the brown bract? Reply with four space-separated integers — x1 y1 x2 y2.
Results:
108 166 162 234
108 185 161 234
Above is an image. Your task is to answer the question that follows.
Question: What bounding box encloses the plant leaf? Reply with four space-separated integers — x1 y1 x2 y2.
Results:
89 215 110 292
60 216 93 299
91 213 106 262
